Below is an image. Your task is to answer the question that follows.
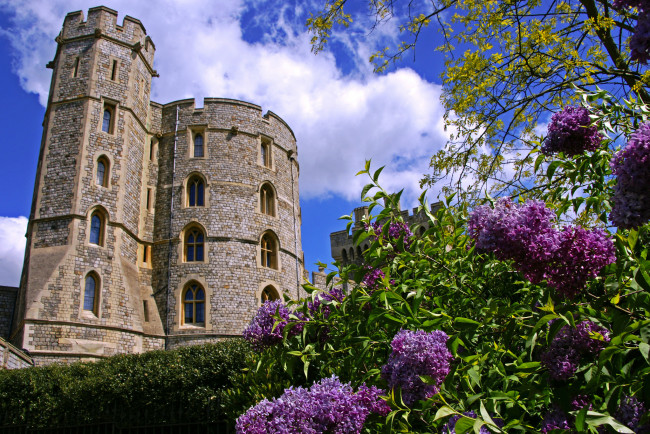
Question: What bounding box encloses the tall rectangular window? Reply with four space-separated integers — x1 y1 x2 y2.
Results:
146 188 152 210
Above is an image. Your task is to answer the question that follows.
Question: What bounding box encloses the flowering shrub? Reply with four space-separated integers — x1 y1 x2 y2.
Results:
468 199 615 298
230 92 650 434
610 122 650 229
235 375 389 434
541 106 603 155
242 300 303 352
381 329 453 405
540 321 610 381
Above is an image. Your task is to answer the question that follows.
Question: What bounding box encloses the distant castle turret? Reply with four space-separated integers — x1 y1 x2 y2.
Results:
9 6 304 365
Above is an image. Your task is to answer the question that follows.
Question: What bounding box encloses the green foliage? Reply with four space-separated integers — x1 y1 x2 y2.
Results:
0 339 250 428
306 0 649 204
234 89 650 432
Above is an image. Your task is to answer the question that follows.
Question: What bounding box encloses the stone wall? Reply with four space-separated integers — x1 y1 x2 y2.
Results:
153 99 303 348
0 286 17 339
1 337 32 369
330 203 443 265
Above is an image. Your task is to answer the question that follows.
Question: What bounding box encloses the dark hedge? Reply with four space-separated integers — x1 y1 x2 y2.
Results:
0 339 250 428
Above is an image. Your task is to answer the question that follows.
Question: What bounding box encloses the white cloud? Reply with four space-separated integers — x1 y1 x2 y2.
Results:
0 216 27 287
0 0 448 206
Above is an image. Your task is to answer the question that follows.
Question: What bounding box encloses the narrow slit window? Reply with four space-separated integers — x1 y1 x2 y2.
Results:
142 245 148 263
146 188 152 210
143 300 149 322
72 57 80 78
110 60 118 81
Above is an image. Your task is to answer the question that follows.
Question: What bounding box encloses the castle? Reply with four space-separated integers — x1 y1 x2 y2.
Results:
1 6 313 367
0 6 438 369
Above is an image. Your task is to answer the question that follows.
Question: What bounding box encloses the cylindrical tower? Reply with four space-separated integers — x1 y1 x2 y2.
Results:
12 7 165 365
152 98 303 348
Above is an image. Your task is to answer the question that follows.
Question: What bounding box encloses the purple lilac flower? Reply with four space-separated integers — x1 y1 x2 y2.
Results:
362 267 386 291
541 406 572 433
631 12 650 64
308 287 346 318
542 106 603 156
468 199 615 298
541 321 611 381
545 226 616 299
571 394 593 411
381 329 453 406
235 375 390 434
610 122 650 229
441 411 490 434
366 221 414 250
617 396 647 432
612 0 650 10
242 300 304 352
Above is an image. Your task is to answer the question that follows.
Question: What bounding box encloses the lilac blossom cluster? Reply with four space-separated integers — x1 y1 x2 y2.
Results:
362 266 386 292
540 321 611 381
542 106 603 156
235 375 390 434
612 0 650 63
541 406 572 433
381 329 453 406
610 122 650 229
366 221 414 250
307 287 346 319
242 300 304 352
617 395 648 432
468 198 616 298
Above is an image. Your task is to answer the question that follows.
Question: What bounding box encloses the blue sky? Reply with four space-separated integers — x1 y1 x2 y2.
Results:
0 0 451 285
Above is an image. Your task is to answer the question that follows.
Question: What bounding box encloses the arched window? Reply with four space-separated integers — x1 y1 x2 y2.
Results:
357 246 362 258
96 157 109 187
261 233 278 269
260 184 275 216
183 282 205 325
102 108 112 133
185 227 205 262
187 176 205 207
83 273 99 315
341 249 348 264
261 285 280 304
349 248 355 261
89 212 104 246
194 133 204 158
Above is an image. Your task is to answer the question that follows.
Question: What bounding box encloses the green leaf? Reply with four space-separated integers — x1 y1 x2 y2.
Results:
585 411 634 433
547 161 560 179
640 342 650 365
534 153 545 173
434 405 458 421
628 229 639 249
372 166 385 182
575 406 588 432
361 183 374 199
455 416 475 434
454 317 481 328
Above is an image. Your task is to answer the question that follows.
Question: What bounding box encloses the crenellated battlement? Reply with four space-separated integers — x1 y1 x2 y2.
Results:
159 98 297 145
61 6 153 59
329 202 443 262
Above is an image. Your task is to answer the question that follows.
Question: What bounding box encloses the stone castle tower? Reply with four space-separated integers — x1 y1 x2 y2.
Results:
10 6 303 365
